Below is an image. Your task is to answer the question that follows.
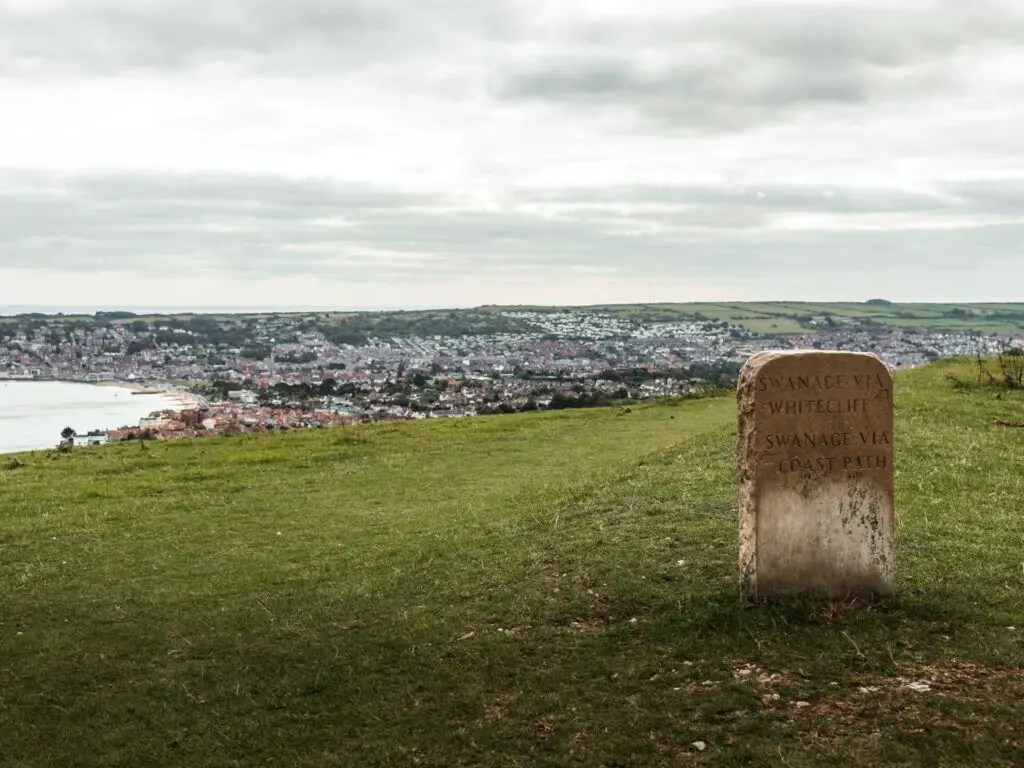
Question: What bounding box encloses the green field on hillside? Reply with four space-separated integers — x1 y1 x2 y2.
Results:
586 302 1024 335
6 302 1024 338
2 361 1023 766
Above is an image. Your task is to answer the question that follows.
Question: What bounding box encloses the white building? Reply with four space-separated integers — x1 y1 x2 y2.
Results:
73 432 109 447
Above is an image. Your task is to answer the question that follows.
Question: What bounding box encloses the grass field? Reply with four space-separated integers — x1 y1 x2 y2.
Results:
585 302 1024 335
2 360 1023 766
5 303 1024 337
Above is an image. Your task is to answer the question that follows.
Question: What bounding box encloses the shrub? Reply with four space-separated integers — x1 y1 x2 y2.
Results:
976 348 1024 390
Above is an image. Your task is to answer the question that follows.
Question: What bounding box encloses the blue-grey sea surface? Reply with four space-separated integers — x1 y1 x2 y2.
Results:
0 382 180 454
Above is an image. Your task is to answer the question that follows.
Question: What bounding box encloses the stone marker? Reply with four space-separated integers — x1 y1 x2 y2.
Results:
737 351 894 601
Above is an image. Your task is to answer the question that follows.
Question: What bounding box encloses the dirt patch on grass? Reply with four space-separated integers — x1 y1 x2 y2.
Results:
727 658 1023 726
904 660 1024 700
730 660 800 687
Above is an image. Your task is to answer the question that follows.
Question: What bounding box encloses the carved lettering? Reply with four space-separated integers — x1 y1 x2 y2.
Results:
774 454 889 475
756 371 886 393
765 432 850 450
754 367 889 477
843 455 888 471
858 430 891 445
738 351 895 600
766 398 870 415
778 456 839 474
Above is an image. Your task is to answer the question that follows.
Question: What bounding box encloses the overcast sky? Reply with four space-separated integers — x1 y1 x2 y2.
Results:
2 0 1023 310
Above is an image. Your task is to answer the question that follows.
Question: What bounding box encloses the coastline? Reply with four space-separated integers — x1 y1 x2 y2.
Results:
0 380 202 455
93 380 204 410
2 377 206 411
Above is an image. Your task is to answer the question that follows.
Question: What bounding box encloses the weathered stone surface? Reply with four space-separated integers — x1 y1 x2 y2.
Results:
737 351 894 601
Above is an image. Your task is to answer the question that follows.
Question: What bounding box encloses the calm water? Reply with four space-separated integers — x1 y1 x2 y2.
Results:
0 382 181 454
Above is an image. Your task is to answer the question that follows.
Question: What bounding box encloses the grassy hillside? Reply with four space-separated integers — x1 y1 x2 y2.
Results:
583 302 1024 335
1 361 1022 766
8 302 1024 337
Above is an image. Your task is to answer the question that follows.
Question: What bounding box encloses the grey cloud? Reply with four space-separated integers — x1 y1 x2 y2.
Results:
943 180 1024 213
496 2 1024 131
2 170 1022 287
9 0 1022 140
662 2 1024 66
496 61 881 133
521 184 952 215
501 182 956 236
0 171 441 278
67 172 433 212
0 0 516 75
497 52 893 127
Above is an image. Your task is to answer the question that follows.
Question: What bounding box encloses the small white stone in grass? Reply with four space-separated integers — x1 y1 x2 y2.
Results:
859 686 880 694
276 531 282 536
691 741 707 752
795 701 811 708
1008 627 1016 631
736 668 752 677
629 617 638 625
676 560 685 566
904 680 932 693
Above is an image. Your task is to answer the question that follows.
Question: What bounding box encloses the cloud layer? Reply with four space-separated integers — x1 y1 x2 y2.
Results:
2 0 1023 307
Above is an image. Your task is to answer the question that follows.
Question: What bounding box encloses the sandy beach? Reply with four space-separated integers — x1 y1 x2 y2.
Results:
94 380 204 409
164 390 205 409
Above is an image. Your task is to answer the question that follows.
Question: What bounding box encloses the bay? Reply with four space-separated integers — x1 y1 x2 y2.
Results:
0 382 182 454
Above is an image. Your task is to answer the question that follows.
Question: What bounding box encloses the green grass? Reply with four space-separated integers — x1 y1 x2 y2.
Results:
581 302 1024 334
2 362 1023 766
728 317 807 334
6 303 1023 336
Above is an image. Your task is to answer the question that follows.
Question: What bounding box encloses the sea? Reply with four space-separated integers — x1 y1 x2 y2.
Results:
0 382 182 454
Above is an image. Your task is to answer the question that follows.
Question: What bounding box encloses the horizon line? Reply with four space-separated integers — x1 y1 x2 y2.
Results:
2 299 1022 317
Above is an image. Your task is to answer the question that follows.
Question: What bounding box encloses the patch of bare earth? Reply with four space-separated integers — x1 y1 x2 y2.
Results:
728 658 1023 739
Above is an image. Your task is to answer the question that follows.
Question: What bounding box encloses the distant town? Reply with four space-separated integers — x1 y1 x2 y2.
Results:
2 303 1020 444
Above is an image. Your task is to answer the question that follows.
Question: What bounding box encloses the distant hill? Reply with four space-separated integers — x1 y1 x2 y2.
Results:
1 359 1022 765
552 301 1024 335
5 301 1024 336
